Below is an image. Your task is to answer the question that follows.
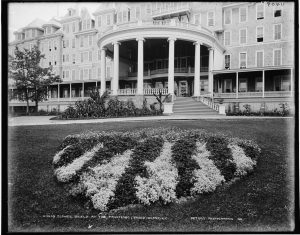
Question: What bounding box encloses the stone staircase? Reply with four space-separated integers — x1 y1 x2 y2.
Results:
172 96 220 116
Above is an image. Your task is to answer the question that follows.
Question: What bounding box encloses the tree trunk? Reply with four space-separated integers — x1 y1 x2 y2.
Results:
26 99 29 115
35 100 39 113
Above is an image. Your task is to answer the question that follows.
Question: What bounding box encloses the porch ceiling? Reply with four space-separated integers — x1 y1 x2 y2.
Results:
212 65 294 74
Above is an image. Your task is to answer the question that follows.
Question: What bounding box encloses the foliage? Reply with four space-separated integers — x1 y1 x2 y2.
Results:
9 45 61 114
206 136 237 181
52 127 260 212
110 136 164 209
171 137 199 197
226 103 291 116
60 93 162 119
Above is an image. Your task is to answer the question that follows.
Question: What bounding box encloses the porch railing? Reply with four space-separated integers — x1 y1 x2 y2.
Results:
118 89 137 96
143 88 168 95
214 91 293 98
198 95 219 112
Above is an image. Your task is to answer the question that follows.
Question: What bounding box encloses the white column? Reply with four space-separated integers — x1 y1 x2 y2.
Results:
82 82 84 100
262 70 265 98
290 68 293 97
168 37 176 95
236 72 239 99
208 48 214 95
193 41 201 97
137 37 145 95
112 41 120 96
100 48 106 95
58 84 60 102
69 83 72 101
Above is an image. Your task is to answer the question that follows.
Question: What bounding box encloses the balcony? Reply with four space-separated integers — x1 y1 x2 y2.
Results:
100 19 213 38
214 91 293 99
151 3 191 20
117 88 168 96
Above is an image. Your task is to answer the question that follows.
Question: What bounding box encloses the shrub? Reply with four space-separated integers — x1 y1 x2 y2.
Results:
206 136 237 181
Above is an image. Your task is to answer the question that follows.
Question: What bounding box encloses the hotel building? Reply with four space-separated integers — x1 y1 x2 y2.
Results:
8 2 295 114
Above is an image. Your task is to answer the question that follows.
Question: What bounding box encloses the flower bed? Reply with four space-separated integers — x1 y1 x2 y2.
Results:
53 127 261 212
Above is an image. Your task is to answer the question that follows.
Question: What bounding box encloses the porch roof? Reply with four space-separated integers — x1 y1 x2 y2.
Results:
212 65 294 74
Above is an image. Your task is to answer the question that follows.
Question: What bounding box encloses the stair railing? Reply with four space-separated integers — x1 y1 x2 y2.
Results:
198 95 219 112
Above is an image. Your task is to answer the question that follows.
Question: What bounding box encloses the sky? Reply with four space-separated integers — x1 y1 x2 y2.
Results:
8 2 104 42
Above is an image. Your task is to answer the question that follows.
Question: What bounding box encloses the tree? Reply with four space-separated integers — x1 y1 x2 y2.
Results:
9 45 61 114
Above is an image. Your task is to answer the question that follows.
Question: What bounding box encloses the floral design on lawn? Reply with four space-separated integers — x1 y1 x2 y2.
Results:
53 127 261 212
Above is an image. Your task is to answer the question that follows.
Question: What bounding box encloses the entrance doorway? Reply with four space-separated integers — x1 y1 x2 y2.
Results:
179 80 188 96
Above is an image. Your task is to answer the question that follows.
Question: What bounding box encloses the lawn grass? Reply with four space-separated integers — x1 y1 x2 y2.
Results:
7 119 295 232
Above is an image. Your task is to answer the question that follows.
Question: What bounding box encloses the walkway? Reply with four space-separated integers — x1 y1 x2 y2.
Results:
8 115 293 127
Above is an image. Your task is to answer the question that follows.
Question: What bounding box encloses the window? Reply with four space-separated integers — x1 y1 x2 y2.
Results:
98 67 101 78
98 50 101 61
274 9 282 17
107 15 111 25
208 12 214 26
117 12 122 23
225 54 230 69
239 52 247 68
80 69 83 80
239 7 247 22
88 35 93 46
80 37 84 47
72 22 76 32
89 51 92 62
224 9 231 24
194 14 201 25
49 41 52 51
273 49 282 66
65 54 69 63
72 54 76 64
136 7 141 19
107 67 110 78
239 78 248 92
32 30 35 38
146 4 151 14
256 3 264 20
98 15 102 27
72 38 75 48
66 24 69 33
224 31 231 46
274 24 282 40
46 27 51 34
255 77 263 92
54 40 57 50
256 51 264 67
239 28 247 44
72 70 75 80
87 20 91 29
256 26 264 42
88 68 92 80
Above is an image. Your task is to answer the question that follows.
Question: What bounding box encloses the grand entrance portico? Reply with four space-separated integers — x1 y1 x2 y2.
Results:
97 19 225 98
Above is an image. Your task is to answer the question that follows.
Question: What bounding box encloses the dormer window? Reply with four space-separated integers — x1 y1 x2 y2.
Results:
68 9 72 16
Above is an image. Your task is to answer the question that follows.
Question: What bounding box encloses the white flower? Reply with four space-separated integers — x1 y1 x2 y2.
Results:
55 143 104 183
228 144 256 177
135 142 178 205
52 145 71 165
191 142 225 195
80 150 132 211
